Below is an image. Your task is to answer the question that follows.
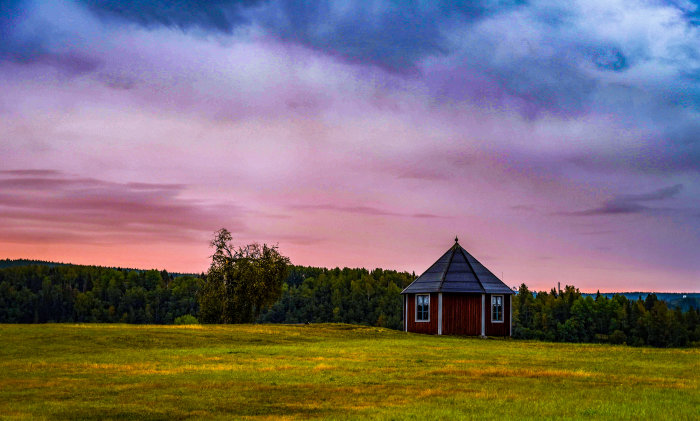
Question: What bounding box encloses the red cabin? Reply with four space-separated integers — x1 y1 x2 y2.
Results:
401 238 514 336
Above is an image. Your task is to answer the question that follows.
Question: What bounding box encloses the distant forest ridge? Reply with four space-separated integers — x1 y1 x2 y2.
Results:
581 292 700 308
1 259 698 347
0 259 201 278
2 259 696 297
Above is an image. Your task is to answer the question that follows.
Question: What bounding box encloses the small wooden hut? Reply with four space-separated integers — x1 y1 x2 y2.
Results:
401 237 514 336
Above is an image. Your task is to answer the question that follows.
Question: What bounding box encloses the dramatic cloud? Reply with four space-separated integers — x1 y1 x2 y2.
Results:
82 0 521 71
83 0 261 33
0 170 243 244
1 0 698 289
566 184 684 215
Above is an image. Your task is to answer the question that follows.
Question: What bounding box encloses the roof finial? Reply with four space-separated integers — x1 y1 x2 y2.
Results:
455 235 459 243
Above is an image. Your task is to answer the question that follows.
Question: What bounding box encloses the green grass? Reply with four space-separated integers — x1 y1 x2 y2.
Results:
0 324 698 420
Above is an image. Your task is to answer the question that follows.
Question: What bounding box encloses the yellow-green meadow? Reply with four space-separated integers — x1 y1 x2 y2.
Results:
1 324 697 420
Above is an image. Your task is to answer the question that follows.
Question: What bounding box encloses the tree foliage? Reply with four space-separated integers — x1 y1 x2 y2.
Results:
0 264 202 324
259 266 413 329
1 256 698 348
198 229 290 323
512 284 700 347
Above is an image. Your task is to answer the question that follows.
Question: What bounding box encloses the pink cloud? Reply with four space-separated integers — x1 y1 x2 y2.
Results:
0 7 697 291
0 171 244 244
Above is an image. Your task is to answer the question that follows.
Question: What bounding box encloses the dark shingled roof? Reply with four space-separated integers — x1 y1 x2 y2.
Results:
401 239 514 295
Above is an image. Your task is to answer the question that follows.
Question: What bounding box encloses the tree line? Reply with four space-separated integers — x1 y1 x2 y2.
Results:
0 259 697 347
0 263 202 324
258 265 413 328
0 260 411 328
512 284 700 347
196 229 413 328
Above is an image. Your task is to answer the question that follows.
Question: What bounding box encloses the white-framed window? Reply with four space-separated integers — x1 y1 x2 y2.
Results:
415 294 430 322
491 295 504 323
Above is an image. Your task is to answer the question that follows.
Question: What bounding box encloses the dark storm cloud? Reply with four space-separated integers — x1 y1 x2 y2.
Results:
251 1 449 72
425 19 645 119
20 53 101 75
3 0 700 175
0 0 102 75
672 0 700 24
591 46 628 72
0 0 25 51
574 201 648 216
564 184 684 216
420 1 700 174
81 0 523 71
0 0 42 61
618 184 684 202
82 0 262 33
563 129 700 174
6 1 698 112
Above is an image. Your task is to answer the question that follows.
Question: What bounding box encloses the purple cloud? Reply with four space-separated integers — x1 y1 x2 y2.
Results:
0 1 698 289
0 170 244 244
291 204 447 219
563 184 684 216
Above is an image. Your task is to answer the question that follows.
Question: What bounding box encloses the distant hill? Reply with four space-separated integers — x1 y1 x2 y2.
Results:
581 292 700 311
1 258 698 346
2 258 697 310
0 259 200 278
0 259 71 269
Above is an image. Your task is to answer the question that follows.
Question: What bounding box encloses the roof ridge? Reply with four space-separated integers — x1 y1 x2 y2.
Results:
437 243 457 292
458 245 486 293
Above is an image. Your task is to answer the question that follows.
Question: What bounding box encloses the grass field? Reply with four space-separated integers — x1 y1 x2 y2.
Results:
0 324 698 420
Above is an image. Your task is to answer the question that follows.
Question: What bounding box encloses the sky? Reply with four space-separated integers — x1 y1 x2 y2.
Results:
1 0 699 292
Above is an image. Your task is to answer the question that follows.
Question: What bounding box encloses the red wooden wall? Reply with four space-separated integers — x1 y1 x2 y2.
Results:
484 293 511 337
405 293 511 336
441 294 481 335
406 293 439 334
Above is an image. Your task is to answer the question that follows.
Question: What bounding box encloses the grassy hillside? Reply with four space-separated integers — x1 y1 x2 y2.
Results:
0 324 697 420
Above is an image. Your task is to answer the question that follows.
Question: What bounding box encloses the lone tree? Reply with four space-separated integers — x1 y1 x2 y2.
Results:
198 228 290 323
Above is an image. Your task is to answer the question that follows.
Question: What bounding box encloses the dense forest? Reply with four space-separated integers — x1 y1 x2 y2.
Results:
512 284 699 347
0 262 202 324
258 266 413 328
0 260 698 347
